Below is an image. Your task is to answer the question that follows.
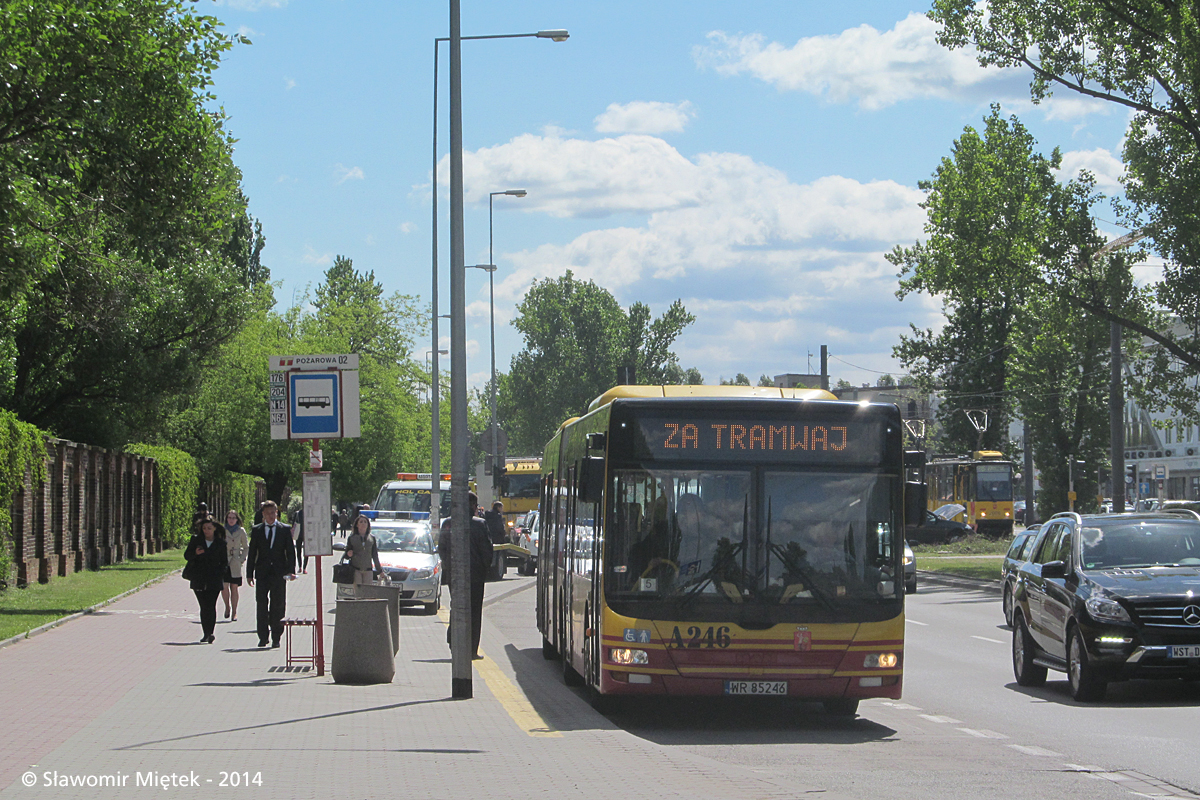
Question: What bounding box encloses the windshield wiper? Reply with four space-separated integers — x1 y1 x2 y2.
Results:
766 540 835 611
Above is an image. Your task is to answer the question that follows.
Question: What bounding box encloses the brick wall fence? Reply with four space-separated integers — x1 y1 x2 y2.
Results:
10 439 161 588
6 439 267 588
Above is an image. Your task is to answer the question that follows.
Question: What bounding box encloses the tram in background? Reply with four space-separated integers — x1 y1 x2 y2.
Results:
536 385 925 715
925 451 1015 536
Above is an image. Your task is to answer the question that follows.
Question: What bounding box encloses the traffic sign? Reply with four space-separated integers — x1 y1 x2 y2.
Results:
268 354 360 440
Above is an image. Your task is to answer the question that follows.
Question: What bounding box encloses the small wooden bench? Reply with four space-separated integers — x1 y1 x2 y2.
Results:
281 618 317 669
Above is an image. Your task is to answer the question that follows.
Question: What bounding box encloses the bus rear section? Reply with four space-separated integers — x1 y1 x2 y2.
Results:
537 387 918 714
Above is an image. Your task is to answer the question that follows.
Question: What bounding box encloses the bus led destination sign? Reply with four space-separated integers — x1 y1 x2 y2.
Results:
634 416 887 462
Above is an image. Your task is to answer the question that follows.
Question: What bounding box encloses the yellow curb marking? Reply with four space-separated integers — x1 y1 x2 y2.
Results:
435 608 560 737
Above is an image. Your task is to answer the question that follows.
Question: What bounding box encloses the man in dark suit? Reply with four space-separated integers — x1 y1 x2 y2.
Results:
246 500 296 648
437 492 495 659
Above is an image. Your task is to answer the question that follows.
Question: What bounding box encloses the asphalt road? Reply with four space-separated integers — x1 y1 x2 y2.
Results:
485 574 1200 800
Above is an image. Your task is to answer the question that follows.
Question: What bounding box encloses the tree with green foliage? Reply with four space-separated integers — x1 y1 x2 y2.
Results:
162 258 429 503
757 375 774 387
931 0 1200 422
498 272 695 453
876 374 896 388
0 0 261 447
720 374 751 386
890 108 1063 454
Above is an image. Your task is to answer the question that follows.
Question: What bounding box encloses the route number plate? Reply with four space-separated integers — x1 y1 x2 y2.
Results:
1169 645 1200 659
725 680 787 695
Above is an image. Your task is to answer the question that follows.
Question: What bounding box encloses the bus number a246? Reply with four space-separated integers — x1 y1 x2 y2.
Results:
668 625 732 649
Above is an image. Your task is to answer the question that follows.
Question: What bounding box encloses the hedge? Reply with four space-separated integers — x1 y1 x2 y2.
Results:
0 411 49 586
125 444 198 547
224 471 259 521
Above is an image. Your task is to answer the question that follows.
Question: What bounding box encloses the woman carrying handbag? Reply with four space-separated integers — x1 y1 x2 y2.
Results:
184 516 228 644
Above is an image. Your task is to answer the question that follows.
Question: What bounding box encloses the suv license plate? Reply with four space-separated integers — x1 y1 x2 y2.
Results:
725 680 787 696
1169 645 1200 659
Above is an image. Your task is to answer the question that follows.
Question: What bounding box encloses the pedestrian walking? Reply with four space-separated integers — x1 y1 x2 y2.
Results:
221 509 248 622
246 500 295 648
338 506 351 538
183 516 227 644
293 507 308 574
345 514 386 585
438 492 493 659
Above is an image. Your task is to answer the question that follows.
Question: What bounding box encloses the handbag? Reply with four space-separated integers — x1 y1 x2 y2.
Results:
331 561 354 584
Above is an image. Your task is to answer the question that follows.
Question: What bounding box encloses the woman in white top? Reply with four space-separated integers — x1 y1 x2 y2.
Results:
222 509 249 621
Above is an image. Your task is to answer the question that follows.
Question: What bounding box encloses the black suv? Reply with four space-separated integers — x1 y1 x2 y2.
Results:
1010 510 1200 701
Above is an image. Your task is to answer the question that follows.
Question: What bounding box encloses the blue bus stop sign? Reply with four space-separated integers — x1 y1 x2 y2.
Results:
289 372 340 436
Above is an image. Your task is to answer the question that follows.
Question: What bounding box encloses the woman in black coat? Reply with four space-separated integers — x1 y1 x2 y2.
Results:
184 516 228 644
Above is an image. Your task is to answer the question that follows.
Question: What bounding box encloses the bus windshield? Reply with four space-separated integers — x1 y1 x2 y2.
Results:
505 474 540 499
607 468 898 607
975 465 1012 502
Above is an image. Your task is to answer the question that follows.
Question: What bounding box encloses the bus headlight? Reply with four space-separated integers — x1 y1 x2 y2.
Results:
609 648 649 665
863 652 898 669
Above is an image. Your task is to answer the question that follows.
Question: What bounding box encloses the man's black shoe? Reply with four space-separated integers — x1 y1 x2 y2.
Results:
271 640 280 648
258 639 269 648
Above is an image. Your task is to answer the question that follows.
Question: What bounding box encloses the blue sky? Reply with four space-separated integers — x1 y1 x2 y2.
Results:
206 0 1135 388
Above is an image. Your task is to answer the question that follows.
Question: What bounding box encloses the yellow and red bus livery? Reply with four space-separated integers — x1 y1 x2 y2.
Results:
537 385 922 715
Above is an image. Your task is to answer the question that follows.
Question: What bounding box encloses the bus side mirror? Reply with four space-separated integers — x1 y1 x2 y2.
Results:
578 457 605 504
904 482 927 527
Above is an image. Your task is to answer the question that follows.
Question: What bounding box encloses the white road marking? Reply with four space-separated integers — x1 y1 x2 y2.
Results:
907 619 929 626
1008 745 1063 757
879 702 923 710
971 635 1005 644
919 714 963 724
957 728 1008 739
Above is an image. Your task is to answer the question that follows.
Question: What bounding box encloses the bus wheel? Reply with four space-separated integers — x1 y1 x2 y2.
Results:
822 698 859 717
590 688 621 714
563 654 585 687
542 637 558 661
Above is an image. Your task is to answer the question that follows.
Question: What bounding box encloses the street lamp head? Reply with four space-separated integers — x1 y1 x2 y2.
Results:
505 189 527 197
536 29 570 41
467 263 498 273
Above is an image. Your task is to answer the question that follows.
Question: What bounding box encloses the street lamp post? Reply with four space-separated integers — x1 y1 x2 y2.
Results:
483 189 526 483
440 13 569 701
429 28 567 535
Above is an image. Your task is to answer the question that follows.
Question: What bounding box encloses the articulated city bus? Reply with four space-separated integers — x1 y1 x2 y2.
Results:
925 452 1015 537
536 385 923 715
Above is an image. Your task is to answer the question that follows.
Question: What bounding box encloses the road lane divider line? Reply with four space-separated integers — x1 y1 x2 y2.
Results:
957 728 1008 739
906 619 928 626
919 714 962 724
474 653 562 738
1008 745 1062 757
971 635 1005 644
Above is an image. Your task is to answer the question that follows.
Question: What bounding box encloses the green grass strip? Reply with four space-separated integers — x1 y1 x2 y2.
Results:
916 555 1003 582
0 548 185 641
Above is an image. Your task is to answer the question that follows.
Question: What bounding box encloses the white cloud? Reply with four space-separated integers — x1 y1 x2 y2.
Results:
285 77 297 91
301 246 333 268
334 164 364 184
237 25 260 38
1057 147 1125 191
594 101 696 134
453 128 933 382
694 13 1111 120
399 221 417 234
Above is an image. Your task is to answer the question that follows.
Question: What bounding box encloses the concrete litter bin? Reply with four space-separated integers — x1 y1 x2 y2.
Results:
354 582 401 655
331 598 395 684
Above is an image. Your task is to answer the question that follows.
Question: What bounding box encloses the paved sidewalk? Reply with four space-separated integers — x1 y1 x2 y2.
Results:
0 564 824 800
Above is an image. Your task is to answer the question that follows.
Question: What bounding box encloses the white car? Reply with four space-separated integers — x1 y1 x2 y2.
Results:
372 521 442 614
